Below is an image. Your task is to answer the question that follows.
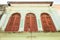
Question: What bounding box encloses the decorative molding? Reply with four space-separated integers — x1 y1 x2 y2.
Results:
7 1 53 6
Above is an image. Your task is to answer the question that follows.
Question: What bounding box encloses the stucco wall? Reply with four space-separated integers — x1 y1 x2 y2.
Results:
0 4 60 32
53 4 60 16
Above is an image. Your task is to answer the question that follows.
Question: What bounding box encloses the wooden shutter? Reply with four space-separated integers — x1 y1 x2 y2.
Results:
24 13 38 32
41 13 56 32
5 13 20 32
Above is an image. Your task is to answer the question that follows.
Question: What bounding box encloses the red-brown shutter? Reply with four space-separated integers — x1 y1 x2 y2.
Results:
5 13 20 32
24 13 38 32
41 13 56 32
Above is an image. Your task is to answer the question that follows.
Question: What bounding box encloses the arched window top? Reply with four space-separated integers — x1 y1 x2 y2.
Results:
11 13 21 17
26 13 35 16
41 12 50 16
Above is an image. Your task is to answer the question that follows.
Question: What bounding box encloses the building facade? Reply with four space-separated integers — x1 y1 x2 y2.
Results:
0 1 60 32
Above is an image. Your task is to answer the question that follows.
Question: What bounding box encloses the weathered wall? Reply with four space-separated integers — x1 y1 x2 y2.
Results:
52 4 60 31
0 4 60 32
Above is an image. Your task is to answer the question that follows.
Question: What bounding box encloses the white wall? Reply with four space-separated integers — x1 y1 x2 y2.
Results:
0 5 60 31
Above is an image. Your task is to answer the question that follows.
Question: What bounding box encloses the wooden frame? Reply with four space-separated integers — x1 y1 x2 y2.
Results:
41 13 56 32
5 13 21 32
7 1 53 6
